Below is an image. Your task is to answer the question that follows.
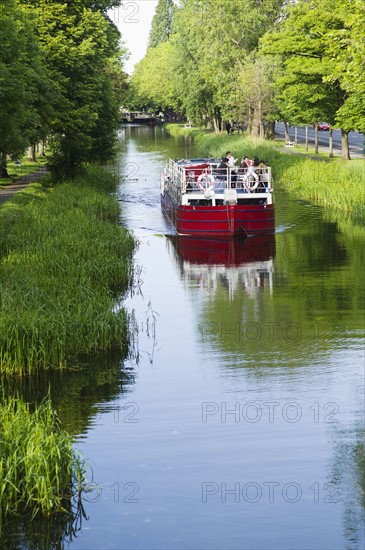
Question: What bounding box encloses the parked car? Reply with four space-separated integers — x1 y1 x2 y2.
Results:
318 122 330 131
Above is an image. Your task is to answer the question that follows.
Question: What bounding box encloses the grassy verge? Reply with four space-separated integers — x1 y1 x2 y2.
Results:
165 124 365 219
0 395 85 529
0 166 136 376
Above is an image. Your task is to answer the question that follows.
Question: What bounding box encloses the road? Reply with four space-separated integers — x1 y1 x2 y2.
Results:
275 122 364 158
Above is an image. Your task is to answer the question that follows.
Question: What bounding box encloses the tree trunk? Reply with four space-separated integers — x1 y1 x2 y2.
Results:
213 107 222 133
305 126 309 151
314 124 319 154
329 129 333 158
341 130 350 160
40 140 47 156
264 121 275 140
294 126 298 145
247 106 254 135
284 122 290 142
0 153 9 178
251 108 261 138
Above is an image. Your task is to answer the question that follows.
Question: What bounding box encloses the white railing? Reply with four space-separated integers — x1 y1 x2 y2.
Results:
163 160 273 205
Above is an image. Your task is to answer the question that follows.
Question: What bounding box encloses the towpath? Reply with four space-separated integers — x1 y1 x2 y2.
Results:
0 167 48 205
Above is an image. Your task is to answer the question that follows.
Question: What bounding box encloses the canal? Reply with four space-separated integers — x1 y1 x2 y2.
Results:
6 125 365 549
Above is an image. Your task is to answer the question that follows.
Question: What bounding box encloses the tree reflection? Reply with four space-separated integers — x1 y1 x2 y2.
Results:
0 491 87 549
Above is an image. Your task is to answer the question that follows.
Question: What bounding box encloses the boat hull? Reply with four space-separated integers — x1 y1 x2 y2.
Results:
161 191 275 237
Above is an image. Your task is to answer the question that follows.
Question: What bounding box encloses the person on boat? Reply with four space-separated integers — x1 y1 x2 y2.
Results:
214 157 229 183
218 157 229 170
258 159 269 190
225 151 236 169
226 151 237 187
239 156 259 191
240 155 253 168
197 168 215 190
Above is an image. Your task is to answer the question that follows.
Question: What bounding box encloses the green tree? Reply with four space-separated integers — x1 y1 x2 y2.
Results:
0 0 51 177
18 0 127 178
324 0 365 133
130 39 181 112
148 0 176 48
260 0 361 158
172 0 285 128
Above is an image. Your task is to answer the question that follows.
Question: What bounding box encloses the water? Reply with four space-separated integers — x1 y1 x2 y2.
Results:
4 126 364 549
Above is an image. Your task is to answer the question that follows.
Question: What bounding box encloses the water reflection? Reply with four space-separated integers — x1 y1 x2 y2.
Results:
167 235 275 300
0 352 136 437
0 495 86 550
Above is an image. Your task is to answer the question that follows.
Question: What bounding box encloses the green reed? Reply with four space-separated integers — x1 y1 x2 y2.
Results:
165 125 365 218
0 168 136 376
0 395 85 529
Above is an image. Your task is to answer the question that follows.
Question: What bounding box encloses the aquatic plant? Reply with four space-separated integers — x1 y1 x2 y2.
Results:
0 396 85 530
0 168 136 375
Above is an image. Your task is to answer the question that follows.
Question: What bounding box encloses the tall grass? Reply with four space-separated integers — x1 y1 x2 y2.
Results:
165 124 365 219
0 167 136 376
0 395 85 529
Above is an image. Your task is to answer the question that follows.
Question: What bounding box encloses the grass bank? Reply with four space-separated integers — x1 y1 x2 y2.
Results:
0 166 136 376
165 124 365 220
0 395 84 530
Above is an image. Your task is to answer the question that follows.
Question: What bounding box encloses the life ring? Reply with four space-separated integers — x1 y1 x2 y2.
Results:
197 173 215 191
243 169 259 191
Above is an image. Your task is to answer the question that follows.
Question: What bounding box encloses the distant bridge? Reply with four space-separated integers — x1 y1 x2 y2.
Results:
121 110 162 124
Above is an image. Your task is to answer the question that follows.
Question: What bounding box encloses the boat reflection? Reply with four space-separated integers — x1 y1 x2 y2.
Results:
166 235 275 299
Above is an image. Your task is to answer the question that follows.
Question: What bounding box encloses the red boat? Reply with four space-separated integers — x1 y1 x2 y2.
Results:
161 158 275 237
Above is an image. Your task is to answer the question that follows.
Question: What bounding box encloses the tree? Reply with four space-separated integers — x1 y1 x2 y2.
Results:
148 0 176 48
172 0 285 128
0 0 52 177
260 0 361 159
18 0 127 178
324 0 365 133
130 39 181 112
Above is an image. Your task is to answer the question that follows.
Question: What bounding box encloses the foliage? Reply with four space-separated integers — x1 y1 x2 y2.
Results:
0 0 129 179
129 39 181 111
324 0 365 132
148 0 176 48
131 0 365 141
0 0 53 177
19 0 128 178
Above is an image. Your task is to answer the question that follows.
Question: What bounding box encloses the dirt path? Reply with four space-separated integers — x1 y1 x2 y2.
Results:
0 167 48 205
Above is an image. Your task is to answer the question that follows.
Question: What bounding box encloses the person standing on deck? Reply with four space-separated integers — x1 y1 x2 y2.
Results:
226 151 237 186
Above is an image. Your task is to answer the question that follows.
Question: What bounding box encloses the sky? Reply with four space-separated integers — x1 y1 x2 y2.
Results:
109 1 159 75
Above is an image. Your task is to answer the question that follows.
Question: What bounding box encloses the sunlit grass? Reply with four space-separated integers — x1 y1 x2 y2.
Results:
0 167 136 376
0 396 85 529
